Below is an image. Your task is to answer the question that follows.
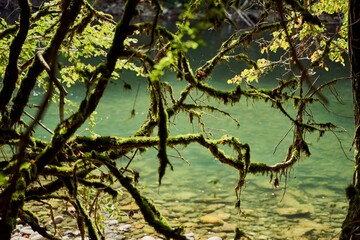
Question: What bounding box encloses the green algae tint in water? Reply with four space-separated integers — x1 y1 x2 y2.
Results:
31 37 353 239
88 63 354 239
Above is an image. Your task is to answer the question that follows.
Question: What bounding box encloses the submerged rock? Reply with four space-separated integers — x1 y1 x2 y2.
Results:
207 237 222 240
275 204 314 218
199 214 225 226
119 224 132 231
282 219 330 238
19 226 34 235
221 222 237 232
185 232 195 240
29 233 46 240
140 236 156 240
108 219 119 226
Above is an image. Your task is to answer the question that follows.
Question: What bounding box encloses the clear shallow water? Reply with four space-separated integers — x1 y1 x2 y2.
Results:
30 35 354 239
84 75 353 238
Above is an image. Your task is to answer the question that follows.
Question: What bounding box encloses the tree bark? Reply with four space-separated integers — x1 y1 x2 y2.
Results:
340 0 360 239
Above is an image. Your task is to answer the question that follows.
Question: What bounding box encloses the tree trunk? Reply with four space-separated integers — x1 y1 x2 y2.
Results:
340 0 360 239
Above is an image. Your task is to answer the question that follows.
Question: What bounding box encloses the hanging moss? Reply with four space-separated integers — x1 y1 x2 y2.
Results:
248 162 271 175
75 198 100 240
78 178 118 199
196 82 243 104
156 78 173 184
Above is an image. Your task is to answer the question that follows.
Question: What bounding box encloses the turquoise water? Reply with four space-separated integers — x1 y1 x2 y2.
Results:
29 34 354 238
92 69 353 238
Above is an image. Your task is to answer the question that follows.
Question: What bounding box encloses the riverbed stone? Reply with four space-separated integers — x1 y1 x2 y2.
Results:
20 226 34 235
30 232 46 240
303 186 338 198
207 236 222 240
46 215 64 225
134 222 145 229
65 206 77 216
216 212 231 220
172 205 195 213
282 219 330 238
182 221 197 228
11 237 29 240
120 204 139 211
142 225 156 234
140 236 156 240
280 194 301 207
108 219 119 226
202 204 226 213
172 191 198 200
119 224 132 231
240 208 255 216
199 214 224 225
221 222 237 232
275 204 314 218
64 229 81 237
185 232 195 240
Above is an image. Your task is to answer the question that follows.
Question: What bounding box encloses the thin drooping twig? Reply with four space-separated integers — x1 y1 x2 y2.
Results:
276 0 328 104
36 50 68 121
38 200 57 235
23 111 54 135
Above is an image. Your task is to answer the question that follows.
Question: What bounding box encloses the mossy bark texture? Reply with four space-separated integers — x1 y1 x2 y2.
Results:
341 0 360 239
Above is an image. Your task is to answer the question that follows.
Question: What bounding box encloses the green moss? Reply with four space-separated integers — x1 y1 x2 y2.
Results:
4 177 26 206
93 152 187 239
19 209 59 240
75 198 100 240
248 162 270 174
197 82 242 104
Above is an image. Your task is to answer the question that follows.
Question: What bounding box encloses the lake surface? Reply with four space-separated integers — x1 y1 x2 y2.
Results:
32 32 354 239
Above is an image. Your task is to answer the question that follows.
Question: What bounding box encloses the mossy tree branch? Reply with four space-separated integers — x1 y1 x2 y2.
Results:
0 0 84 237
91 152 188 239
19 208 60 240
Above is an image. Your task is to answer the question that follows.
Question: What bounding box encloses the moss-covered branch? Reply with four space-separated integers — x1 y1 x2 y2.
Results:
93 153 187 240
74 197 100 240
74 133 300 175
156 79 172 184
25 179 65 201
0 0 84 236
19 208 60 240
